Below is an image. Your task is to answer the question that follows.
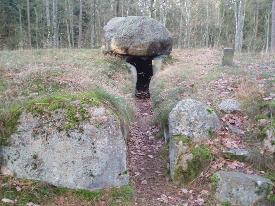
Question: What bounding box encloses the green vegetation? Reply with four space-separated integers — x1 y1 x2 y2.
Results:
23 71 65 96
221 202 231 206
266 171 275 182
27 88 133 129
111 185 135 205
0 176 134 206
266 184 275 204
0 105 22 146
211 174 220 189
173 135 191 144
207 108 214 114
75 189 103 202
0 88 133 145
174 145 213 185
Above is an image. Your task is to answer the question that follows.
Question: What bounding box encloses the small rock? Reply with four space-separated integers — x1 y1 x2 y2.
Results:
227 124 244 135
148 155 154 159
219 99 241 113
214 171 273 206
181 188 188 194
223 148 249 161
141 180 147 185
149 136 155 140
26 203 40 206
1 198 16 204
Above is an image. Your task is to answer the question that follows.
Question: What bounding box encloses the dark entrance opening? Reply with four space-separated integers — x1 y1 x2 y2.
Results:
126 56 153 98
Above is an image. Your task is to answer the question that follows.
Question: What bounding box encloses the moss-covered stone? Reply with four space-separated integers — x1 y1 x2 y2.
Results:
172 145 213 185
1 89 133 146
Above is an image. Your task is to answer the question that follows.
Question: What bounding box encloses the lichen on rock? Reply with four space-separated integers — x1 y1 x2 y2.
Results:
0 91 131 190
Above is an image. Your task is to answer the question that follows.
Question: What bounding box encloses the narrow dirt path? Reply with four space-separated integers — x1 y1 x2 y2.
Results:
127 99 186 206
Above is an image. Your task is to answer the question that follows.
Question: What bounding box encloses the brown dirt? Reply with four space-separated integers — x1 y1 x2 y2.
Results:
127 98 187 206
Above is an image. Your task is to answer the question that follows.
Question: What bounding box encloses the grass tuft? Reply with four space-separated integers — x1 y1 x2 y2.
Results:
0 105 22 146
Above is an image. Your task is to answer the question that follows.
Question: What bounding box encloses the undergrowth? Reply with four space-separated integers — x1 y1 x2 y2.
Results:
0 176 134 206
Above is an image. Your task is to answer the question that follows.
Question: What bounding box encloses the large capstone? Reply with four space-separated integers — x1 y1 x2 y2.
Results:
0 105 129 190
102 16 173 57
169 99 221 142
214 171 273 206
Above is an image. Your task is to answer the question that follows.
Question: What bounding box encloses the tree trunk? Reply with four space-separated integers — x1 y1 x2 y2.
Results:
18 4 23 48
271 0 275 52
178 0 184 48
34 7 39 49
52 0 58 48
68 0 74 48
206 0 209 47
78 0 83 48
65 0 71 48
44 0 51 47
115 0 120 17
234 0 246 52
91 0 97 48
150 0 155 18
266 12 270 53
27 0 31 48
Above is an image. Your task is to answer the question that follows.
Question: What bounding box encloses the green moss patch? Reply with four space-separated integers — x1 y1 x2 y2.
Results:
1 88 133 146
174 145 213 185
173 135 191 144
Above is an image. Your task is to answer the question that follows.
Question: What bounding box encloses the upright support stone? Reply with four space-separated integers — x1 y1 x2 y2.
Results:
222 48 234 66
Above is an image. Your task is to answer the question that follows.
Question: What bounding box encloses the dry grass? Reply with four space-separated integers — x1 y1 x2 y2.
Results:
236 78 264 117
0 49 134 111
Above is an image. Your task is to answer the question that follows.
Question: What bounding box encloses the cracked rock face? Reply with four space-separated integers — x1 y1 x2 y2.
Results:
214 171 273 206
102 16 173 57
0 107 128 190
169 99 221 142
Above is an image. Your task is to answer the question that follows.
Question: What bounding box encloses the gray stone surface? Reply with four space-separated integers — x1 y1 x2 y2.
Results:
169 137 192 180
102 16 173 57
223 148 249 161
222 48 234 66
169 99 221 142
0 107 129 190
215 171 273 206
219 99 241 113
